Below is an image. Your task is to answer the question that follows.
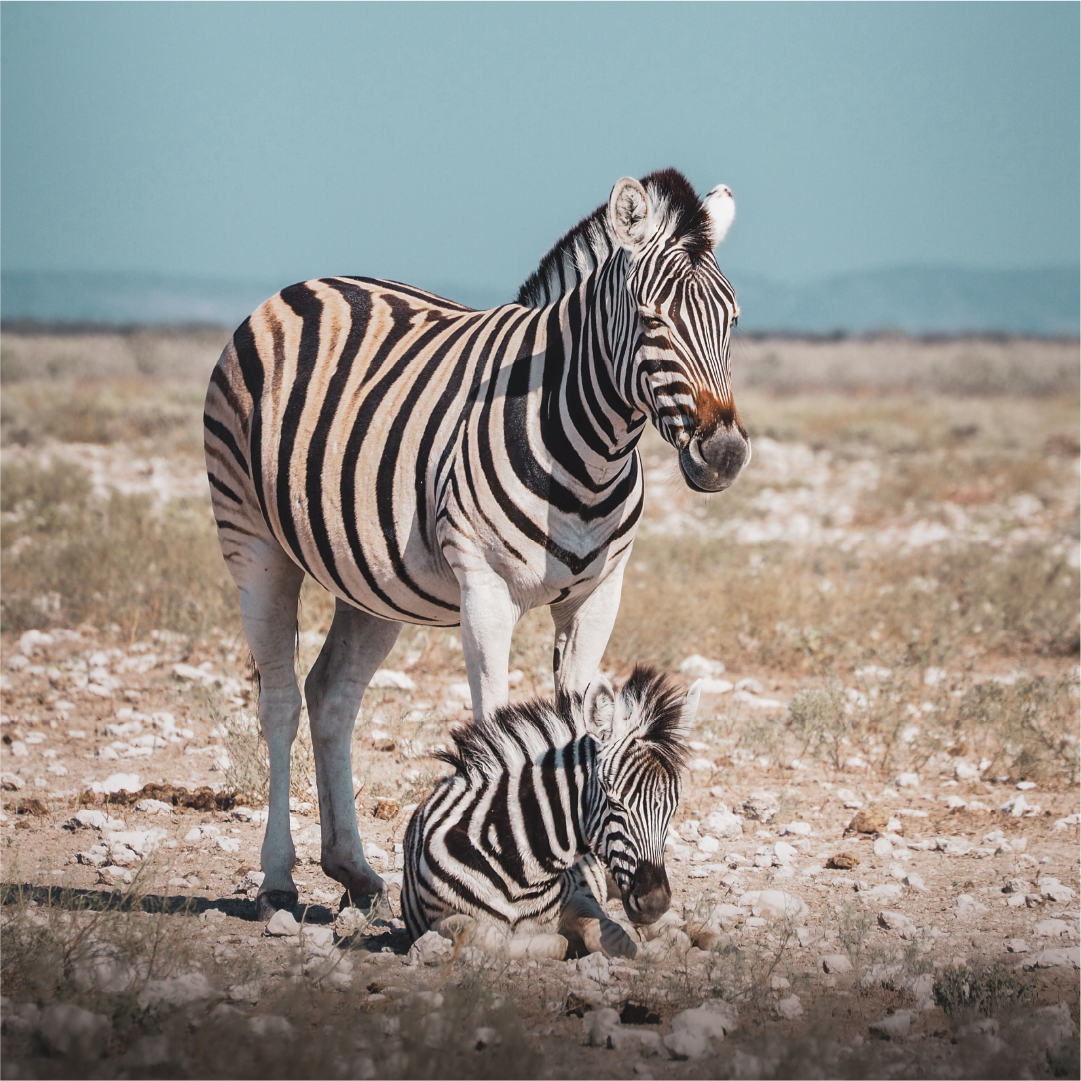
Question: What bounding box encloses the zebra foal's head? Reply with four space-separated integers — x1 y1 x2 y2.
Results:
583 666 700 925
608 170 750 494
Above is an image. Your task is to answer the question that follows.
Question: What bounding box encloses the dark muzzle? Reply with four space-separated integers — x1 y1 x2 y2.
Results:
679 425 751 493
621 861 671 925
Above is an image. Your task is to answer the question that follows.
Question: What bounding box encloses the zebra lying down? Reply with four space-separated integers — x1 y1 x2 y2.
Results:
401 667 700 957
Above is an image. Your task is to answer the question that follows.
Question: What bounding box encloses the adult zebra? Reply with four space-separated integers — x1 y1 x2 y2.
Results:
204 168 749 916
401 667 699 957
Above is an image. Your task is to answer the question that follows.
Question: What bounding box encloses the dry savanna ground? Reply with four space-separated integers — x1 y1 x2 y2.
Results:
0 327 1078 1080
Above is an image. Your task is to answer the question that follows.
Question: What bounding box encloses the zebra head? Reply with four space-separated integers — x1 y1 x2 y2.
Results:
608 170 750 493
583 667 700 925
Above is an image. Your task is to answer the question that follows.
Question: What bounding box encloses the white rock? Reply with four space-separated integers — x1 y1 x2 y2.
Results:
216 836 241 854
865 884 903 902
1039 878 1076 903
137 972 215 1009
584 1007 623 1048
1052 813 1080 831
954 761 980 781
101 772 141 794
952 894 988 916
679 655 725 679
699 678 734 695
700 810 743 839
773 841 798 865
872 836 893 858
868 1009 914 1039
1021 947 1080 970
265 910 300 937
1005 939 1029 953
878 911 914 932
0 773 25 790
248 1015 293 1037
133 798 173 814
999 794 1030 816
775 995 802 1020
408 930 453 966
696 835 720 855
781 822 811 836
903 873 928 891
237 870 265 893
895 773 920 788
36 1003 111 1057
1025 1001 1078 1048
743 890 807 921
1033 919 1072 938
370 670 417 691
663 1001 736 1059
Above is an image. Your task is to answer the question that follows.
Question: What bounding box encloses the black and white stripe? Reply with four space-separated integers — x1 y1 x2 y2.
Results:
203 170 747 631
400 667 696 942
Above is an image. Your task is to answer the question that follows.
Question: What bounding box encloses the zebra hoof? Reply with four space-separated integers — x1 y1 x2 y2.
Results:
255 889 298 921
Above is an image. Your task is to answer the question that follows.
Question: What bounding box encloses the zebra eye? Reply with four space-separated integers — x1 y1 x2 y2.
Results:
641 315 666 331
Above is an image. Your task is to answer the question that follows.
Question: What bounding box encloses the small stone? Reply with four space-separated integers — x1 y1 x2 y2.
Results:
745 889 808 920
848 806 890 834
826 851 860 870
952 894 988 916
878 910 914 932
36 1003 111 1057
775 994 802 1020
868 1009 914 1039
136 972 215 1009
1034 919 1071 938
822 954 852 974
1039 879 1076 903
0 773 25 790
903 872 928 891
265 910 300 937
872 836 893 858
584 1007 622 1048
1021 947 1080 970
1006 939 1029 953
372 798 400 820
408 930 453 965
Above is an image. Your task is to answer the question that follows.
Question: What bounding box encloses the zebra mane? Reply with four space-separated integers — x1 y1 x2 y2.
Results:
434 665 691 779
515 169 715 308
612 666 693 777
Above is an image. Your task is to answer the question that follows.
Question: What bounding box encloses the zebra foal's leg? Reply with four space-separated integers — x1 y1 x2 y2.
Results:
559 856 638 959
232 539 306 919
304 599 401 910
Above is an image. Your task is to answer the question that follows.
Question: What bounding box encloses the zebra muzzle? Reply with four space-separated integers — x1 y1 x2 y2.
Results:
622 861 671 925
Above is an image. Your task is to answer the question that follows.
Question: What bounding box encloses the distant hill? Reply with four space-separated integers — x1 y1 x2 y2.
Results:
732 265 1079 337
2 265 1076 336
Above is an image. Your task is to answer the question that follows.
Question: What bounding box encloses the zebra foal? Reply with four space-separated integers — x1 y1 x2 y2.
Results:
205 169 748 915
401 667 699 958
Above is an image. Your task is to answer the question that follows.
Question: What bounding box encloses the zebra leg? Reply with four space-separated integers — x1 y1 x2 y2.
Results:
457 570 518 720
304 599 400 911
232 538 306 920
550 563 628 697
558 855 638 959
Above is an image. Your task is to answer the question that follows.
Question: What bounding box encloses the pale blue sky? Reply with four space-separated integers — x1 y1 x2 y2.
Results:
2 2 1077 297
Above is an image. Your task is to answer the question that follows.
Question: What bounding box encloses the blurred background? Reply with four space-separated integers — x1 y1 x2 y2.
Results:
2 2 1078 333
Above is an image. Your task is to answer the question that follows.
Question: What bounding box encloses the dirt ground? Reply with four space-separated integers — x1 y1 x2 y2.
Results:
0 330 1078 1078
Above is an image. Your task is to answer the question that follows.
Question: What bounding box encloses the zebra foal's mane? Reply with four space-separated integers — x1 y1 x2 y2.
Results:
434 665 691 781
516 169 716 309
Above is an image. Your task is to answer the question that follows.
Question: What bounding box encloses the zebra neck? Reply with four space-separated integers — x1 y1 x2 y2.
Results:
541 265 647 477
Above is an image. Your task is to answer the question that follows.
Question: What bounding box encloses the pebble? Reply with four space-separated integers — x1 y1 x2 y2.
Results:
700 810 743 838
663 1001 737 1059
1033 919 1073 938
868 1009 914 1040
136 972 215 1009
742 889 807 921
822 954 852 974
1005 939 1029 953
775 994 802 1020
878 911 914 932
872 836 893 858
36 1003 111 1058
1021 947 1080 970
953 894 989 917
903 872 928 891
1038 878 1076 903
265 910 300 937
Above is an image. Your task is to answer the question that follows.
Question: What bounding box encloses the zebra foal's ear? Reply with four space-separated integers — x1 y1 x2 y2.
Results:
583 674 618 740
680 679 702 733
703 185 735 249
608 177 656 253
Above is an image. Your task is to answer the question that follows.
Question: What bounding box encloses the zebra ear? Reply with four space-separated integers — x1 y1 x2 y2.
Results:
703 185 735 248
680 679 702 732
608 177 656 254
583 674 618 740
